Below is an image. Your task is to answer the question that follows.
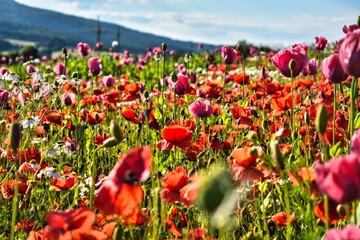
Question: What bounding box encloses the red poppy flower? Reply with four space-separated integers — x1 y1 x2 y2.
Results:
42 109 63 127
314 199 347 224
1 179 28 199
161 167 188 205
86 111 106 125
14 219 34 233
121 109 140 124
230 146 264 182
94 146 152 218
234 72 250 85
158 125 193 150
28 208 110 240
271 211 295 227
50 173 78 191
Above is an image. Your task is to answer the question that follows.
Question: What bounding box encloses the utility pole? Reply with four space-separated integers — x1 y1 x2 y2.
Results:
116 27 121 51
92 16 107 45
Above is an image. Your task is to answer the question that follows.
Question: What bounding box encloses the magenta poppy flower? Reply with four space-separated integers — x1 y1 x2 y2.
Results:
338 29 360 77
343 24 359 34
53 63 66 75
102 75 115 87
188 99 213 118
325 225 360 240
221 46 237 65
76 42 91 57
271 44 309 78
315 153 360 204
302 59 318 76
96 42 103 49
88 57 102 76
315 36 328 51
320 54 348 83
351 128 360 153
169 74 191 96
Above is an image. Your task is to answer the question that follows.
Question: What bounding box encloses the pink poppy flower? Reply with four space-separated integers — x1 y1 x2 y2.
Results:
343 24 359 34
315 36 328 50
325 225 360 240
221 46 237 65
271 44 309 78
53 63 66 75
320 54 348 83
77 42 91 57
188 99 213 118
302 58 318 76
61 92 76 106
339 29 360 77
26 65 37 74
315 153 360 204
88 57 102 76
102 75 116 87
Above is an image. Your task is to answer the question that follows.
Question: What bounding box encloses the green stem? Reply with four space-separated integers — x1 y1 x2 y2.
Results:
333 84 337 145
290 72 294 135
350 76 358 138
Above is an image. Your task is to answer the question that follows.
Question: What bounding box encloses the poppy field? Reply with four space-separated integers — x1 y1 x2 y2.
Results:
1 20 360 240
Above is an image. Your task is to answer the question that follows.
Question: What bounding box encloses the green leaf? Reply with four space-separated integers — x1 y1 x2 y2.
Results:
329 141 342 157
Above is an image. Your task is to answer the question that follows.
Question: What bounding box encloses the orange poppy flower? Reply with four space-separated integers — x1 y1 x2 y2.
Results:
159 125 193 150
50 173 78 191
14 219 34 233
42 109 63 127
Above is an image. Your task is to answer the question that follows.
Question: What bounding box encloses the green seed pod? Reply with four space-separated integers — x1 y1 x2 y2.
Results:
9 121 21 152
197 169 233 213
101 137 119 148
270 140 285 170
110 120 123 142
316 104 328 135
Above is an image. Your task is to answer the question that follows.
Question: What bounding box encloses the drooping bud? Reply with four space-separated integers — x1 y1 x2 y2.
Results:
316 105 328 135
101 137 119 148
270 140 284 170
110 120 123 142
9 121 21 152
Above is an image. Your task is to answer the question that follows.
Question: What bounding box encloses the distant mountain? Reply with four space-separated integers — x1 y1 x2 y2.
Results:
1 0 217 54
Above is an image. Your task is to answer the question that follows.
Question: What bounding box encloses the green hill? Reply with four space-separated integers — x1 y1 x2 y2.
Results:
2 0 217 54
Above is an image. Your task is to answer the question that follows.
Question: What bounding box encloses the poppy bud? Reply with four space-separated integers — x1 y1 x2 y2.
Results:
316 105 328 135
336 204 346 218
110 120 123 142
72 72 78 79
161 42 167 52
288 59 296 71
144 90 149 99
184 53 191 63
270 140 284 170
101 137 119 148
197 169 233 213
62 47 68 56
9 121 21 152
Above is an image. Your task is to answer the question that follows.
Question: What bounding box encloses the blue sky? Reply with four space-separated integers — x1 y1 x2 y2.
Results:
15 0 359 47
